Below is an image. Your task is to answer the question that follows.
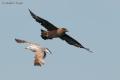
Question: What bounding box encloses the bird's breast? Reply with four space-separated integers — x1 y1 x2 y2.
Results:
42 30 58 38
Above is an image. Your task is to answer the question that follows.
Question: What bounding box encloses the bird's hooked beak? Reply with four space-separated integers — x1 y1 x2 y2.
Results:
65 29 69 32
45 48 52 54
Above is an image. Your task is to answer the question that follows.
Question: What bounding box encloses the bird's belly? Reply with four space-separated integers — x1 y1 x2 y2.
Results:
42 30 59 38
48 32 58 38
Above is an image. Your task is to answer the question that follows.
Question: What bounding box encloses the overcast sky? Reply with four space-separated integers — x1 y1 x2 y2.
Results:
0 0 120 80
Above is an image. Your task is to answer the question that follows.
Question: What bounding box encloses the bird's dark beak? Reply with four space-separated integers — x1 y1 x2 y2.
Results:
65 29 69 32
48 49 52 54
46 48 52 54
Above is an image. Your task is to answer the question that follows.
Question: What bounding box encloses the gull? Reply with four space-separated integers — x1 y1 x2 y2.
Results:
29 9 93 53
15 38 52 67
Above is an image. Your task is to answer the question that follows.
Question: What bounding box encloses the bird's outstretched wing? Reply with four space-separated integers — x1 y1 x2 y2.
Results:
15 38 32 44
29 9 58 31
60 34 93 53
15 38 27 43
15 38 40 47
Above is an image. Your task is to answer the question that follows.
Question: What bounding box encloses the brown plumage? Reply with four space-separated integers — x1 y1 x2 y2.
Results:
41 28 68 39
34 51 44 66
15 38 52 67
29 9 93 53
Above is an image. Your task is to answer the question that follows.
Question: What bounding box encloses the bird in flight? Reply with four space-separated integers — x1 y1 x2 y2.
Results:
15 38 52 67
29 9 93 53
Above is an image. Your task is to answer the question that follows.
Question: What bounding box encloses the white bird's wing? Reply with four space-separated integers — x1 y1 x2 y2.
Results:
15 38 40 47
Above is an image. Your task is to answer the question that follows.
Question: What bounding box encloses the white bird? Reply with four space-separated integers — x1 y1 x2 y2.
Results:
15 38 52 67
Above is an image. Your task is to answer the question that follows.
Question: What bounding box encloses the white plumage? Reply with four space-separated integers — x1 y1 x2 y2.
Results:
15 38 52 67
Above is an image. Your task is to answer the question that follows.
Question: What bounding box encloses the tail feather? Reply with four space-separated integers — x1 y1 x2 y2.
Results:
41 29 45 32
41 35 48 40
34 62 41 66
41 29 48 40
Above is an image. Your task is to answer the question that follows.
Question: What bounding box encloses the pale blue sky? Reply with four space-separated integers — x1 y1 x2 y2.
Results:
0 0 120 80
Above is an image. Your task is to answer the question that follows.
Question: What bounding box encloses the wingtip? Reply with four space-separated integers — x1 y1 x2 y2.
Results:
14 38 26 43
83 47 93 53
28 9 32 13
29 9 34 16
14 38 18 42
28 9 38 20
75 45 93 53
28 8 30 11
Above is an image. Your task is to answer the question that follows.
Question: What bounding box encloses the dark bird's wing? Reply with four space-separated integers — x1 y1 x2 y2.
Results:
60 34 93 53
29 9 58 31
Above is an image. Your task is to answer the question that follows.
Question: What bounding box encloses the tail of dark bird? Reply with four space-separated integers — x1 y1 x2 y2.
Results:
15 38 26 43
40 29 49 40
41 29 46 33
41 35 48 40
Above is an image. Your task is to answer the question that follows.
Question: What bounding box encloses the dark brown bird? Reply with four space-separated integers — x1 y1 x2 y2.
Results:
29 9 93 53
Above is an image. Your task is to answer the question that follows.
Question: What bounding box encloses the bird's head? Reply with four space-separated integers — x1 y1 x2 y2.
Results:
61 28 69 32
44 48 52 54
